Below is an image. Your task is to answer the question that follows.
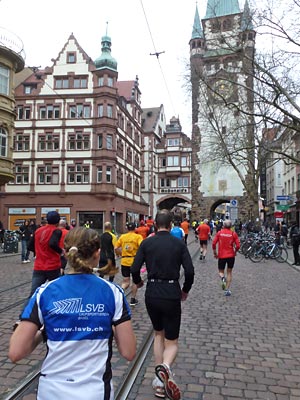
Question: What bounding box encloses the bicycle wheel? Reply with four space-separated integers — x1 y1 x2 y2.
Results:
276 247 288 263
267 244 281 259
248 248 264 262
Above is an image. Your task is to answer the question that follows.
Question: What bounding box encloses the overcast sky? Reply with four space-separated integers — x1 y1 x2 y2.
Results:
0 0 211 135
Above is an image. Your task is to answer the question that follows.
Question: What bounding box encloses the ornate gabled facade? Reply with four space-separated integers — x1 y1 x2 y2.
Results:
142 110 192 218
190 0 256 221
0 33 147 232
0 28 25 186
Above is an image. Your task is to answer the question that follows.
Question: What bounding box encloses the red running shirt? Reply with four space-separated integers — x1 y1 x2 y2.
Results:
212 228 240 258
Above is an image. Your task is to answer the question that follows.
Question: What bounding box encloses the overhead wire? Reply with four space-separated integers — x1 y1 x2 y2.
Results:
139 0 177 117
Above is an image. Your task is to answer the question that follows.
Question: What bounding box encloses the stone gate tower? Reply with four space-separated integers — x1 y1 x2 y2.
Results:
190 0 256 222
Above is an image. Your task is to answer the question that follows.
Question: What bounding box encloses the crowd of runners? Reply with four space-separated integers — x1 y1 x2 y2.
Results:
8 210 243 400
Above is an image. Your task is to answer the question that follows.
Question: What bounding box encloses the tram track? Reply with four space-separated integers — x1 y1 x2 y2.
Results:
4 240 199 400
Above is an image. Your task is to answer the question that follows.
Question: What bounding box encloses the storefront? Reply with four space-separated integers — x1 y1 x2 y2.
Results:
8 208 36 230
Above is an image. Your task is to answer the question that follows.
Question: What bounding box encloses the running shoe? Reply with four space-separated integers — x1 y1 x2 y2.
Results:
224 289 232 296
130 298 138 306
155 363 181 400
221 276 226 290
152 377 166 398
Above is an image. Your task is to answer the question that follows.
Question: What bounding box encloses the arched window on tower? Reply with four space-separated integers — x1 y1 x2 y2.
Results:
223 19 232 31
0 127 7 157
211 20 221 32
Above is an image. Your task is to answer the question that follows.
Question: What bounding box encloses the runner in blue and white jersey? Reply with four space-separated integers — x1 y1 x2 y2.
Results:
9 227 136 400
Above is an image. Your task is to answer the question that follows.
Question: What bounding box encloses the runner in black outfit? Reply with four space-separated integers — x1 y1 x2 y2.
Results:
131 209 194 400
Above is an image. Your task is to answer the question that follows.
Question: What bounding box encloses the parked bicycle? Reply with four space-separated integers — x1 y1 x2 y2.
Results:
248 238 288 263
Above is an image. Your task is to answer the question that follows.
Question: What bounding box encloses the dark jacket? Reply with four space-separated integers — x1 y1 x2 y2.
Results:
290 225 300 246
131 230 194 299
18 224 31 241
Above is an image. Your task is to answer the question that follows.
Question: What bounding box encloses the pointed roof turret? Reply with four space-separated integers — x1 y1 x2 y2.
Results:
95 24 117 72
191 4 203 39
241 0 254 31
204 0 240 18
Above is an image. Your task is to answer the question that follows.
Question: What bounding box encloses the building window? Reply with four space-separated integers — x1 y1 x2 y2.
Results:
134 154 139 169
67 52 76 63
167 156 179 166
117 139 123 157
107 104 113 118
117 169 123 188
17 106 31 120
38 164 59 184
127 124 133 137
69 104 90 118
0 127 7 157
135 131 140 146
108 77 113 87
98 77 104 86
14 133 30 151
106 166 112 183
98 104 104 118
39 105 60 119
134 178 139 194
14 164 29 184
126 148 132 164
74 77 87 88
24 85 32 94
160 178 170 187
68 164 90 184
38 133 60 151
68 132 90 150
97 166 102 183
167 138 180 146
211 20 221 32
55 77 69 89
292 177 295 193
223 19 232 30
181 156 187 167
161 158 166 167
178 177 189 187
126 174 132 191
0 64 9 95
107 134 113 149
98 134 103 149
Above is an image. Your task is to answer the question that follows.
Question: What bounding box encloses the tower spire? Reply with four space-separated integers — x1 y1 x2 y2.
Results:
191 3 203 39
241 0 254 31
94 26 118 72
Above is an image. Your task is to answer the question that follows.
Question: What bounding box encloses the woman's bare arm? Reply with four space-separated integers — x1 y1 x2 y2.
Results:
9 321 43 363
114 320 136 361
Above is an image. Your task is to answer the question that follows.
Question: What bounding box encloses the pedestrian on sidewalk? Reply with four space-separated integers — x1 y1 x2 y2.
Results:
212 219 240 296
131 209 195 400
289 221 300 265
18 220 31 263
9 227 136 400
